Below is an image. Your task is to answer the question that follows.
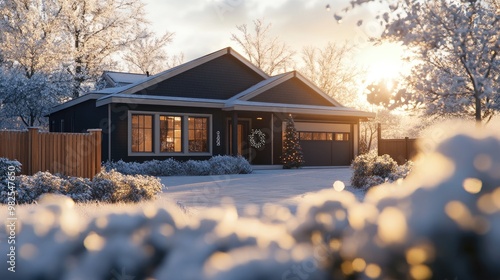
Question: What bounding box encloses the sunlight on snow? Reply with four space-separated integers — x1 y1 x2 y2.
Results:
463 178 483 194
377 207 407 244
333 180 345 192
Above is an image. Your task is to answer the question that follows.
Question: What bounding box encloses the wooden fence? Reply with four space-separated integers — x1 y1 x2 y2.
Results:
377 124 418 165
0 128 101 178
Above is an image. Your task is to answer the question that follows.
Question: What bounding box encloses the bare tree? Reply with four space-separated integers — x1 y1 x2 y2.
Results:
300 42 365 107
231 19 295 76
122 32 184 75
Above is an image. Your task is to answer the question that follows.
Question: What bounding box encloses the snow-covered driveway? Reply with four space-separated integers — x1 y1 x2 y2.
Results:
160 167 359 214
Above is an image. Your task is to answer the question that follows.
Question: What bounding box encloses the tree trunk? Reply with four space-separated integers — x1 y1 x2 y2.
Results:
475 95 482 125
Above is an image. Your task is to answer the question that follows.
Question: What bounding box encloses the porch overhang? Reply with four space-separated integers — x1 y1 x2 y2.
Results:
223 101 376 119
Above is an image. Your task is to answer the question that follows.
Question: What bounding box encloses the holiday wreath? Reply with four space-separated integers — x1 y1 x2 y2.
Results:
249 129 266 148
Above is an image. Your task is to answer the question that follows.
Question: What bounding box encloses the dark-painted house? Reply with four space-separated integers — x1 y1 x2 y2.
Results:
48 47 375 166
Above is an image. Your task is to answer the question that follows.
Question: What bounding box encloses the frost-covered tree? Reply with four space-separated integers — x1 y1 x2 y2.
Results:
231 19 295 76
301 42 365 107
0 67 71 128
122 32 184 75
334 0 500 124
0 0 64 77
387 0 499 124
60 0 150 97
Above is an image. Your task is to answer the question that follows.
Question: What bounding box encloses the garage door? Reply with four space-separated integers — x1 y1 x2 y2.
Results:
298 131 351 166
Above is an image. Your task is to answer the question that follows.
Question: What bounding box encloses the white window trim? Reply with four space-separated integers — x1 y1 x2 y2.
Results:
128 111 213 156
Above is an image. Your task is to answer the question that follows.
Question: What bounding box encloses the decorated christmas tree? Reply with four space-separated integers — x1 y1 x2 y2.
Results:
281 116 305 169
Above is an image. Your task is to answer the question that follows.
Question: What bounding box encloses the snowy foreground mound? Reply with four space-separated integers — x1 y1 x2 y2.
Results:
2 123 500 279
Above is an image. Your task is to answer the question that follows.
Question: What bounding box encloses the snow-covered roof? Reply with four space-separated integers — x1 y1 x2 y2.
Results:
102 71 147 88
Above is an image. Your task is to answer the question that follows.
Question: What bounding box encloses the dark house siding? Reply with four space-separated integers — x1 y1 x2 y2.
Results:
137 54 265 100
249 77 334 106
48 98 109 161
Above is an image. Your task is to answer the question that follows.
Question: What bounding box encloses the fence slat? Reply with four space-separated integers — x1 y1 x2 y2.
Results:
0 128 102 178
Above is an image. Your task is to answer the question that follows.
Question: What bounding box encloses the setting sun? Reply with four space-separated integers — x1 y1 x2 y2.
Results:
357 42 407 84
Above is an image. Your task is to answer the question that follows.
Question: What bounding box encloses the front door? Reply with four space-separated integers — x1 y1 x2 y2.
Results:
228 120 251 161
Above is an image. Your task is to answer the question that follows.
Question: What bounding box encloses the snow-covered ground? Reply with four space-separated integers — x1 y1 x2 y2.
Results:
2 121 500 279
161 167 361 214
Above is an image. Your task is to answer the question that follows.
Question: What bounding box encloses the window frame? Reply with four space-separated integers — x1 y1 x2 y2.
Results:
128 111 212 156
131 114 154 153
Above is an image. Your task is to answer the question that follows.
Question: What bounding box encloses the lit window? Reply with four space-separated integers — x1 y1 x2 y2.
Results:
189 117 208 152
299 132 312 140
334 133 350 141
131 115 153 152
160 116 182 152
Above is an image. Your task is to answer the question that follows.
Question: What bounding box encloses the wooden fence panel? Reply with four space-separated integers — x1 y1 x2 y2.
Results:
0 128 102 178
377 124 418 165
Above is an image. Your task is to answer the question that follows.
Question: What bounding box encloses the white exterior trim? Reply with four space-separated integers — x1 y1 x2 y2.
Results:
224 101 376 118
97 94 226 108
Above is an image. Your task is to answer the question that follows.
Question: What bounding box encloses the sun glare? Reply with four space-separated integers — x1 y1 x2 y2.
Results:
358 42 407 84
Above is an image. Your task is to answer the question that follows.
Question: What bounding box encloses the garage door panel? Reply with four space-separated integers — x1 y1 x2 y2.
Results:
331 142 350 166
301 141 332 166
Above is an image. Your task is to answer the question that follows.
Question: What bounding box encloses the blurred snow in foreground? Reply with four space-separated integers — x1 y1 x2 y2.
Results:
1 121 500 280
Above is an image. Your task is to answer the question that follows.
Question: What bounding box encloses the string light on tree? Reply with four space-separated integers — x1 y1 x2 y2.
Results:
281 115 305 169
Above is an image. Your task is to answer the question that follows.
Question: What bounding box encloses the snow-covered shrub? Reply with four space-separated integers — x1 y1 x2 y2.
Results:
0 158 22 203
65 177 93 202
350 151 412 190
0 157 22 179
91 170 163 203
102 159 142 175
371 154 397 177
0 169 163 204
103 156 253 176
208 155 253 175
350 151 377 188
184 160 211 176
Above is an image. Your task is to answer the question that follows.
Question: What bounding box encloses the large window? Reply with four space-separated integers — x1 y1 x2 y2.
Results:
188 117 208 152
160 116 182 152
131 115 153 152
129 112 211 155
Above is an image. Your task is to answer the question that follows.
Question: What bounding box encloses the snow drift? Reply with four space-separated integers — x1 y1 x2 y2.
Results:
1 121 500 279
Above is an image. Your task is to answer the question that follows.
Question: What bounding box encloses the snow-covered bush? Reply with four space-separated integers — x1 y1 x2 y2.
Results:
91 170 163 203
0 170 163 204
103 155 253 176
350 151 412 190
0 157 22 179
0 158 22 203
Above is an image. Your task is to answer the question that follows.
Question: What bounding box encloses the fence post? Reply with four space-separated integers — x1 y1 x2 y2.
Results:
377 123 382 156
28 127 40 176
87 129 102 177
405 137 409 162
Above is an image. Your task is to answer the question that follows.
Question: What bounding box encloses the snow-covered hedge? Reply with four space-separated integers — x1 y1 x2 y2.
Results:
0 170 164 204
1 122 500 279
350 151 413 190
103 155 253 176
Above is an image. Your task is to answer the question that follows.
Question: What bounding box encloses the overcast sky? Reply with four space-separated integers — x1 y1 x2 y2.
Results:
143 0 404 81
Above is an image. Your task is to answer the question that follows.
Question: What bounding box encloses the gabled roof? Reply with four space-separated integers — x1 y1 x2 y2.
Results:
50 47 375 120
227 71 343 107
103 47 269 96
